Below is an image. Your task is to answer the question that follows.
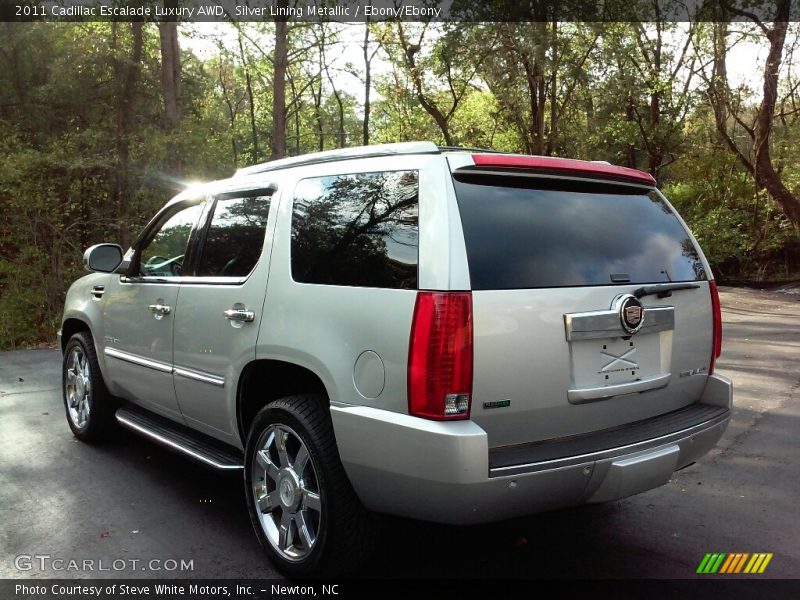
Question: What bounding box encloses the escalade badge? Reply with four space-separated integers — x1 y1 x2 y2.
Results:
618 294 645 334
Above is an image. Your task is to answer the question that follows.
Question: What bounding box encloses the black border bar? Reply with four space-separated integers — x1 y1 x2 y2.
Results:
3 0 800 23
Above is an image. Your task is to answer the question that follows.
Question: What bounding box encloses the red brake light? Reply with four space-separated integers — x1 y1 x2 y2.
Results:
408 292 473 420
709 280 722 374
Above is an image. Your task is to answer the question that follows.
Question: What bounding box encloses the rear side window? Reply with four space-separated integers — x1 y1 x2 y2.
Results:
452 174 706 290
291 170 419 289
196 195 271 277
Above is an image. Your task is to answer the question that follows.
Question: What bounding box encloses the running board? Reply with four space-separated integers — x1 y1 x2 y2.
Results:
116 407 244 471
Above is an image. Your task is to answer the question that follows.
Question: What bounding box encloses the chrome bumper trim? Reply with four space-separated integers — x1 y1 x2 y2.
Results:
489 408 730 477
568 372 671 403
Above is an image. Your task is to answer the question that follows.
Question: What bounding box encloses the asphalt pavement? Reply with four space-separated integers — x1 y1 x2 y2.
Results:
1 286 798 580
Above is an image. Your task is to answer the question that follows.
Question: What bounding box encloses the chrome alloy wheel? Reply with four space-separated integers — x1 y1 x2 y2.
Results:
65 346 91 429
251 424 322 562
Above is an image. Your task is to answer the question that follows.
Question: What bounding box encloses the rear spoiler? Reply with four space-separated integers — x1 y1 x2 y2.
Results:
468 154 656 186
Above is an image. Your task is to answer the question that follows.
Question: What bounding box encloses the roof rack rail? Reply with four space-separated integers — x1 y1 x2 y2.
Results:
234 141 440 177
438 146 510 154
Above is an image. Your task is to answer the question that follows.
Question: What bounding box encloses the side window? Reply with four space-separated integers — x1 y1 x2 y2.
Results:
196 195 271 277
139 202 205 277
291 170 419 289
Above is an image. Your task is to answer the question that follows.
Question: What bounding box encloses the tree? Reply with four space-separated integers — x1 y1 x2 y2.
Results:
361 19 382 145
703 0 800 225
158 22 182 131
270 4 289 160
113 21 144 249
384 22 489 146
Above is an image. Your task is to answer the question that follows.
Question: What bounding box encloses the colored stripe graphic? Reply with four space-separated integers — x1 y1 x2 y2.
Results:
719 554 735 573
697 553 713 573
700 552 773 574
724 553 749 573
710 553 726 573
734 553 749 573
758 553 773 573
697 553 727 574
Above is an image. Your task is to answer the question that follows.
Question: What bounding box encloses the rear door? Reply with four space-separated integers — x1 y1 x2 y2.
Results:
172 187 276 443
447 156 713 448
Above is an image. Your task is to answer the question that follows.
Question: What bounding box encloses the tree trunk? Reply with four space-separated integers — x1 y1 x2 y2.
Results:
270 13 288 160
237 30 259 163
647 22 663 176
752 3 800 225
158 20 182 175
362 22 371 146
324 52 346 148
158 22 182 130
546 19 558 155
114 22 143 249
711 21 729 147
534 21 547 155
396 23 454 146
712 0 800 226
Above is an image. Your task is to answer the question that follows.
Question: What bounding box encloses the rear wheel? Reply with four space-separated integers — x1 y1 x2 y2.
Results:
244 395 377 577
62 331 116 441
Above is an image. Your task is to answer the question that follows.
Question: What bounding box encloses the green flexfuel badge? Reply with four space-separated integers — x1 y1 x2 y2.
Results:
483 399 511 409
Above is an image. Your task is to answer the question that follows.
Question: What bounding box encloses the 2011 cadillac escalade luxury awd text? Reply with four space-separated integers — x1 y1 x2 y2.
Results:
60 142 732 576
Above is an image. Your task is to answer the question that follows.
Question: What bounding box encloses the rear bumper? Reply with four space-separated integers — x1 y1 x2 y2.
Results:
331 374 732 524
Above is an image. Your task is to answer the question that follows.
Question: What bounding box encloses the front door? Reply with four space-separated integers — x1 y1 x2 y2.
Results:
172 190 275 443
103 200 206 420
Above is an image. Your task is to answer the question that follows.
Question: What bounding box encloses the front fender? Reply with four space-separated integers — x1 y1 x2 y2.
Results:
61 273 112 376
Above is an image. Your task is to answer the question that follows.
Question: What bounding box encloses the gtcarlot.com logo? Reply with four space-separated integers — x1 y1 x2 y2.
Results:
696 552 773 574
14 554 194 572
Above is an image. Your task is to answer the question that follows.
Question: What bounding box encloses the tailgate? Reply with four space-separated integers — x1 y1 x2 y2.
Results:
449 163 713 448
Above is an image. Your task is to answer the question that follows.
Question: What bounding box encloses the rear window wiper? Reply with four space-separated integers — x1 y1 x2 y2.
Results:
633 283 701 299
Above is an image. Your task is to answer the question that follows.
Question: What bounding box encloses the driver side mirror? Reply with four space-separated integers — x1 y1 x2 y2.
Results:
84 243 124 273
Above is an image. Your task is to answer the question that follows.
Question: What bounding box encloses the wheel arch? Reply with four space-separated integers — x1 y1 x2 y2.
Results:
61 317 93 353
237 359 329 444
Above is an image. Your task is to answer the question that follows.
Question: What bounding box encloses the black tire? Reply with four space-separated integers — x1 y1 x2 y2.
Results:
62 331 116 441
244 394 378 577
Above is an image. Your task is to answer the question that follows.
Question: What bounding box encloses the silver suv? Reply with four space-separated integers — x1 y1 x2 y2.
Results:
60 142 732 576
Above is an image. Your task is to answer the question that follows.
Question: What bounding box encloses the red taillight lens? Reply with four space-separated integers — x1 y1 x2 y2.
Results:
709 280 722 374
408 291 473 420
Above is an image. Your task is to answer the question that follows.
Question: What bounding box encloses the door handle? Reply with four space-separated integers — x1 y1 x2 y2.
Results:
223 308 255 322
148 303 172 316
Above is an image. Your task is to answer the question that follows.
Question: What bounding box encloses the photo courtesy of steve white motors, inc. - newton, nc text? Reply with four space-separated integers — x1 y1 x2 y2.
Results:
2 0 800 599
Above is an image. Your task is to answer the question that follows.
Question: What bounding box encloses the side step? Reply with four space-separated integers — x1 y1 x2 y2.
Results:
116 407 244 471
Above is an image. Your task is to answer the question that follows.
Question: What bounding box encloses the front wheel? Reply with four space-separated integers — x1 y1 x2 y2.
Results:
62 331 116 441
244 395 377 577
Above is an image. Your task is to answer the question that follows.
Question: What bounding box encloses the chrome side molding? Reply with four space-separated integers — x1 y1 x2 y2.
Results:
105 348 224 387
174 367 225 387
105 347 172 373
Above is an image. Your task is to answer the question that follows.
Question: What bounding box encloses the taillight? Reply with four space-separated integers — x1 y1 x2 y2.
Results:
709 280 722 374
408 291 473 420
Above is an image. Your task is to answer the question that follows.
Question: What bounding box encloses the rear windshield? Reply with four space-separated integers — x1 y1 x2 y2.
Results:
452 174 706 290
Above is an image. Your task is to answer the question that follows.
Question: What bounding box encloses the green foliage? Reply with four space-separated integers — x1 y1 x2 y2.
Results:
1 21 798 349
663 123 799 280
